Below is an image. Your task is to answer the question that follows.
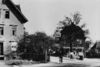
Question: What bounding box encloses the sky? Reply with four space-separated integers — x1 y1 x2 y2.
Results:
12 0 100 42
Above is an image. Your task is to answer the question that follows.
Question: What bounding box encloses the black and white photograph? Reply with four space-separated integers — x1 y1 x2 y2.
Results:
0 0 100 67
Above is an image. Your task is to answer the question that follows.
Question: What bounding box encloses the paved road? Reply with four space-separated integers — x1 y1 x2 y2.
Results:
28 62 90 67
0 63 89 67
1 57 100 67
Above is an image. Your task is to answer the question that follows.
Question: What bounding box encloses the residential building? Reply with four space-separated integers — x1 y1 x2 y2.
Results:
0 0 28 59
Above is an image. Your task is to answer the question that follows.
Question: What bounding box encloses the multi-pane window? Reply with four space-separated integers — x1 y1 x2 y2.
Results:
5 10 10 19
0 27 3 35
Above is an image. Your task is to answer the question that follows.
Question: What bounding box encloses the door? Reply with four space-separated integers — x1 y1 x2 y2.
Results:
0 42 3 55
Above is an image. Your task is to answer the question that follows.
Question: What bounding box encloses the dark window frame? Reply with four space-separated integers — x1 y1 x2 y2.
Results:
5 10 10 19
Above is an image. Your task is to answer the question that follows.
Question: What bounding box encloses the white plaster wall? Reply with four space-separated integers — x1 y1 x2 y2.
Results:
0 3 25 55
0 0 2 4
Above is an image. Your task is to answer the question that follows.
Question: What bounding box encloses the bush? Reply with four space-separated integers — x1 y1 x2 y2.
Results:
86 52 98 58
20 53 45 62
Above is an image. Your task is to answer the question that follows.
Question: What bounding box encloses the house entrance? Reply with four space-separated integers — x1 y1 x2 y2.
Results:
0 42 4 60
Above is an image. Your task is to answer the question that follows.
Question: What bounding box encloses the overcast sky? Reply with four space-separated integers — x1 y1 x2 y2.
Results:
12 0 100 42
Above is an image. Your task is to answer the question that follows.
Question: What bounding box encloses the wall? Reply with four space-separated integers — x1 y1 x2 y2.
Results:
0 3 25 55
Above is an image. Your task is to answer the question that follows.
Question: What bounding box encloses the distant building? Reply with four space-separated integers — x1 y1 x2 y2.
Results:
0 0 28 59
86 41 100 58
89 41 100 53
95 41 100 53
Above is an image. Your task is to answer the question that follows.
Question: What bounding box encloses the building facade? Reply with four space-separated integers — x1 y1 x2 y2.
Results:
0 0 27 59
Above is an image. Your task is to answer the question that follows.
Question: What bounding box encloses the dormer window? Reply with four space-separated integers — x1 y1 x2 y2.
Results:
5 10 10 19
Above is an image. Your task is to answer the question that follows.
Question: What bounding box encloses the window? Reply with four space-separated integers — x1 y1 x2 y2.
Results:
12 26 17 36
0 27 3 35
10 25 17 36
5 10 10 19
12 27 16 36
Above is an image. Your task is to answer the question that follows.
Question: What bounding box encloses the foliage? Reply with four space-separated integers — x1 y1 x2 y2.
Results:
54 12 89 48
84 40 92 51
17 32 54 61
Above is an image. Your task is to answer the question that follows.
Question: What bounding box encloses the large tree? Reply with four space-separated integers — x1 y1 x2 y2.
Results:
54 12 89 52
17 32 54 62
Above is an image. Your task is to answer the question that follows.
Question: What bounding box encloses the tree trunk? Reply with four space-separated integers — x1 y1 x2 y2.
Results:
70 37 73 52
45 49 48 63
70 43 73 52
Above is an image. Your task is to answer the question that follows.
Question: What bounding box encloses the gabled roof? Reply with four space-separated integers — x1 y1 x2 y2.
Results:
3 0 28 24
